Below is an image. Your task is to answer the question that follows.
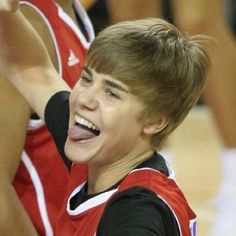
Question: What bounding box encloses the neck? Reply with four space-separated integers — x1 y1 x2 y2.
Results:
87 149 154 194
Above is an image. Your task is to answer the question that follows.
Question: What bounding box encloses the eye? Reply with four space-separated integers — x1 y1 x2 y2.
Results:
105 88 120 99
80 75 93 86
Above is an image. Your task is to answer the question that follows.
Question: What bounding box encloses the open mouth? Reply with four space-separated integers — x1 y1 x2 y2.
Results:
74 114 100 137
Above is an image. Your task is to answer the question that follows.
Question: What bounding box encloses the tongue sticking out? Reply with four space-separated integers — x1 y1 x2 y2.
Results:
68 125 97 141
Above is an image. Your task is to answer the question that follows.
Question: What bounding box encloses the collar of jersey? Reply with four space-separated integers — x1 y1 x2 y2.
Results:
67 182 118 215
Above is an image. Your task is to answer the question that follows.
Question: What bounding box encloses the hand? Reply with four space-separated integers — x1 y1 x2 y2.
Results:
0 0 19 13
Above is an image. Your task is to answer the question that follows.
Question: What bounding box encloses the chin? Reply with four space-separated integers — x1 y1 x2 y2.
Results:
64 140 78 162
64 141 89 164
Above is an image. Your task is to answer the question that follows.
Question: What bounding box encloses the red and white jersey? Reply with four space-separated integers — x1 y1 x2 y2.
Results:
13 1 94 235
56 164 196 236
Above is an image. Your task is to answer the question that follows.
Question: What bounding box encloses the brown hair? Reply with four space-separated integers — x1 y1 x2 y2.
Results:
87 18 210 148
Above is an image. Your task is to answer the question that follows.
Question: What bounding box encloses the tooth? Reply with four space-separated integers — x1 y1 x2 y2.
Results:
74 114 99 131
81 118 85 124
75 114 79 122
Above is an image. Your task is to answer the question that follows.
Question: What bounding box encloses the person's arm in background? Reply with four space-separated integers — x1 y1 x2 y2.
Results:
0 75 37 235
0 3 49 234
0 5 70 116
0 1 37 234
0 2 69 234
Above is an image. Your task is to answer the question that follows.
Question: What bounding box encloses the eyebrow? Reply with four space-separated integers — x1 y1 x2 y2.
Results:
82 66 129 94
82 66 92 76
103 79 129 94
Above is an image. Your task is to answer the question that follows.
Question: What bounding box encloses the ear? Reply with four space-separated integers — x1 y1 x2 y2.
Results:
143 116 169 135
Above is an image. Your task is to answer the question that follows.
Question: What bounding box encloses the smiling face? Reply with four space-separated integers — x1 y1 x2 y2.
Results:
64 67 154 166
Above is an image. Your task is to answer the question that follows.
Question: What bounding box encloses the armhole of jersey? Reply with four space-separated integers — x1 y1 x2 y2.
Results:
127 168 196 236
158 194 196 236
20 1 62 76
20 1 63 129
73 0 95 42
157 194 182 236
130 167 182 236
57 5 90 50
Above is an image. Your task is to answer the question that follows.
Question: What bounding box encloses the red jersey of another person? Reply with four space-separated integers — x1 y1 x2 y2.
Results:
56 163 197 236
13 0 94 235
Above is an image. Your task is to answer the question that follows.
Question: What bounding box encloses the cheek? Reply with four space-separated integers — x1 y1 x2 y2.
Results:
69 85 80 107
69 93 73 108
69 88 75 104
112 112 141 134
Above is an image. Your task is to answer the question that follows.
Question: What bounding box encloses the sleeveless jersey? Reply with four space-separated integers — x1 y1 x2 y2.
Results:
12 1 94 235
56 163 197 236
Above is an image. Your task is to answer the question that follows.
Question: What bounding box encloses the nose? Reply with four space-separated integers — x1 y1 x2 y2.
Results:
76 86 99 111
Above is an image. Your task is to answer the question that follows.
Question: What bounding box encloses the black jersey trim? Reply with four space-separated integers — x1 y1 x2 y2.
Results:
44 91 72 169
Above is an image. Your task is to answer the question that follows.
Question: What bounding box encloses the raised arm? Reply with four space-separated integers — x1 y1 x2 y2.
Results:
0 3 70 121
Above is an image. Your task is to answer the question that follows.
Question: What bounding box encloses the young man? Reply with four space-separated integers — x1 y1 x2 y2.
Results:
0 1 210 235
0 0 94 235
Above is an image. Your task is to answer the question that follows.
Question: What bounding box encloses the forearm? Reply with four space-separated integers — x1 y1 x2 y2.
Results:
0 74 31 180
0 180 38 236
0 7 70 120
0 75 35 235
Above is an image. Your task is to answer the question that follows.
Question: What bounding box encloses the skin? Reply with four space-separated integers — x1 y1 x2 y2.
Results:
0 76 35 235
0 0 95 234
0 5 169 200
0 2 37 233
66 67 167 193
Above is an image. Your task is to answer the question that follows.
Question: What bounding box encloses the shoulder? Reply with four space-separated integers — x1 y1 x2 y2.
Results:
20 2 53 40
20 1 59 69
45 91 70 131
44 91 71 168
97 186 180 236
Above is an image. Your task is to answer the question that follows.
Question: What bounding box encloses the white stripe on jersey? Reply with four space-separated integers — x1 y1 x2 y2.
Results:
67 182 118 215
20 1 63 76
22 151 54 236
